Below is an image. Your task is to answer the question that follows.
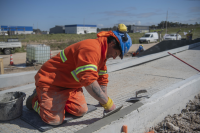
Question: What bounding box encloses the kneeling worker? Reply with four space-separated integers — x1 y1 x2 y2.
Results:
132 45 145 56
26 24 132 125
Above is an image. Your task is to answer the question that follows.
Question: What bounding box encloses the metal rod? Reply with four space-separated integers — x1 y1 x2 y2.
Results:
168 52 200 72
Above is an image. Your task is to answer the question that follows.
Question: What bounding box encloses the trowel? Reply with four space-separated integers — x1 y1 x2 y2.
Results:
126 89 149 102
103 105 123 118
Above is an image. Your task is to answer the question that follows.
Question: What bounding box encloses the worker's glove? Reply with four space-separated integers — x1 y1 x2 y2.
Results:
100 97 116 111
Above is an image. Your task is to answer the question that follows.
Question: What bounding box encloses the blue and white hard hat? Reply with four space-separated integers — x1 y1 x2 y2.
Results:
113 30 132 59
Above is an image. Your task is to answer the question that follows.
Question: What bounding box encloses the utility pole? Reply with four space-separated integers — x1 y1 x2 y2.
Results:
166 11 168 34
176 29 181 40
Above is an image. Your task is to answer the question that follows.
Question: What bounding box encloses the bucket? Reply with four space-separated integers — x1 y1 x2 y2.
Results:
0 92 26 121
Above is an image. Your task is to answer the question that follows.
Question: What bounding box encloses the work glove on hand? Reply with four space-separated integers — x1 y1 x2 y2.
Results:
100 97 116 112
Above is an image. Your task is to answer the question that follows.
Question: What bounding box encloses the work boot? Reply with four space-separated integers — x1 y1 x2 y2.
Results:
26 88 37 110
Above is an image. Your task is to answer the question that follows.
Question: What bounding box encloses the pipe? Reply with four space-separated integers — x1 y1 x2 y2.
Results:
168 52 200 72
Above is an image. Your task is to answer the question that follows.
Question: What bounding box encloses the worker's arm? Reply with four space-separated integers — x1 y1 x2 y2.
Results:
100 85 107 96
85 80 116 110
85 80 108 104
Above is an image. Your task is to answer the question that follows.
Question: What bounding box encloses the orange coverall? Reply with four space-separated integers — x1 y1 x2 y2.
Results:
32 31 119 125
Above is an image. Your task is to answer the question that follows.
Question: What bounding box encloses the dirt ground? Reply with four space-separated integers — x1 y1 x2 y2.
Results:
154 93 200 133
0 43 157 74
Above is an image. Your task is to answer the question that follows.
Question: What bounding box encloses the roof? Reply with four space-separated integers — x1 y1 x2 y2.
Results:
65 24 97 27
0 25 33 31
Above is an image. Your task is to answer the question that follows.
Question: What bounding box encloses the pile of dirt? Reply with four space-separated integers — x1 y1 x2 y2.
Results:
154 94 200 133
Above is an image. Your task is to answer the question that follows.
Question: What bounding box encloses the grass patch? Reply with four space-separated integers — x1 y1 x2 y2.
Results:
14 45 26 53
0 26 199 54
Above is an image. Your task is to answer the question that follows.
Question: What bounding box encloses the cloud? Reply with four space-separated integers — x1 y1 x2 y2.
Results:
128 7 137 10
116 19 135 25
100 10 135 17
190 7 200 12
182 17 200 24
136 21 141 25
137 12 158 18
97 24 104 28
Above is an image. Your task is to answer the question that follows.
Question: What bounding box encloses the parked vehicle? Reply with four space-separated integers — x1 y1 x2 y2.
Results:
139 32 159 44
164 33 181 40
0 40 22 54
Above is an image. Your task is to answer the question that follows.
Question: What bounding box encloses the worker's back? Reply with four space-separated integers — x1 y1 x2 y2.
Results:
35 38 108 88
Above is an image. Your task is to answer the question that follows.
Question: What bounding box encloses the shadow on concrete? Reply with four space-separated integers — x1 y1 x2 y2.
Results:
61 118 101 127
137 38 200 57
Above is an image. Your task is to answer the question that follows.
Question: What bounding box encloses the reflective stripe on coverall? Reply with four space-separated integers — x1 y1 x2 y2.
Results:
32 31 119 125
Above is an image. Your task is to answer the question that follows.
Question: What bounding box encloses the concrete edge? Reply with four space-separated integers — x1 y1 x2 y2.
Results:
0 83 35 95
75 102 143 133
0 42 200 88
90 73 200 133
0 71 37 88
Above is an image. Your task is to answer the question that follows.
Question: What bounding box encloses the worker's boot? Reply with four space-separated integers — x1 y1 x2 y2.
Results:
26 89 37 110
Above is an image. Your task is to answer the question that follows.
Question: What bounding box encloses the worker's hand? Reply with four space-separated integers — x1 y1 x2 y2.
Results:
100 97 116 111
107 102 116 111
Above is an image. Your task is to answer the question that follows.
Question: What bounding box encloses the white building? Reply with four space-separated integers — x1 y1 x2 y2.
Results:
65 24 97 34
0 25 33 35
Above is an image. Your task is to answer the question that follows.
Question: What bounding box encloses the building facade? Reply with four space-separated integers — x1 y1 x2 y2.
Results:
49 25 65 34
65 24 97 34
127 25 149 33
0 25 33 35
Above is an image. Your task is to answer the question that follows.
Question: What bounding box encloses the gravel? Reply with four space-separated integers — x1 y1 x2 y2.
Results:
154 93 200 133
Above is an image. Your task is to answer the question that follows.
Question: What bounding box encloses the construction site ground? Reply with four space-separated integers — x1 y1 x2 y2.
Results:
0 43 200 133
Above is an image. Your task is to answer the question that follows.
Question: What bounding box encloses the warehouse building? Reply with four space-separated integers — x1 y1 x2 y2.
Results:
0 25 33 35
65 24 97 34
127 25 149 33
49 25 65 34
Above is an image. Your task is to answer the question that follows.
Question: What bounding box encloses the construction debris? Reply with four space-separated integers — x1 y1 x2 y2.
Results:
154 93 200 132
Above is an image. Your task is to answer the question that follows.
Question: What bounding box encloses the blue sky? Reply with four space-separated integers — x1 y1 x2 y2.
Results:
0 0 199 31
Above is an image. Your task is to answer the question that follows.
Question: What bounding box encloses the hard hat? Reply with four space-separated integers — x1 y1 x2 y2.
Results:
118 24 127 32
113 24 132 59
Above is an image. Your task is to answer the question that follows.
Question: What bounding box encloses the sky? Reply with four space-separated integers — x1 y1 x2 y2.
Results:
0 0 200 31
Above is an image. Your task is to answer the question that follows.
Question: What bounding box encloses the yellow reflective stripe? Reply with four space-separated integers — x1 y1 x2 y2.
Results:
98 70 107 75
38 106 40 115
75 64 97 75
60 50 67 62
71 70 79 82
34 101 38 112
33 101 40 114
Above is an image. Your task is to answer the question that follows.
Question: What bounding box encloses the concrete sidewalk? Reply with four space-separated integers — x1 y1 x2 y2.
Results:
0 45 200 133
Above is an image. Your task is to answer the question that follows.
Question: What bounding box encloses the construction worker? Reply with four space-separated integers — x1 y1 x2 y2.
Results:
26 24 132 125
132 45 145 56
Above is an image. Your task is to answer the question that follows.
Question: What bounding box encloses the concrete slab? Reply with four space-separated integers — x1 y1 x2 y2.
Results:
0 45 200 133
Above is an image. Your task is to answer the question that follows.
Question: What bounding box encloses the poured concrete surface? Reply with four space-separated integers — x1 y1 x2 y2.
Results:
0 45 200 133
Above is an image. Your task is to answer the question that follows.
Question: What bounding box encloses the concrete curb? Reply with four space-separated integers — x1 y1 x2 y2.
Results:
0 71 37 88
89 73 200 133
0 83 35 95
0 42 200 88
88 73 200 133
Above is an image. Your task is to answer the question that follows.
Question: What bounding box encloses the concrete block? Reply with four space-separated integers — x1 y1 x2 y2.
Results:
91 73 200 133
0 71 37 88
